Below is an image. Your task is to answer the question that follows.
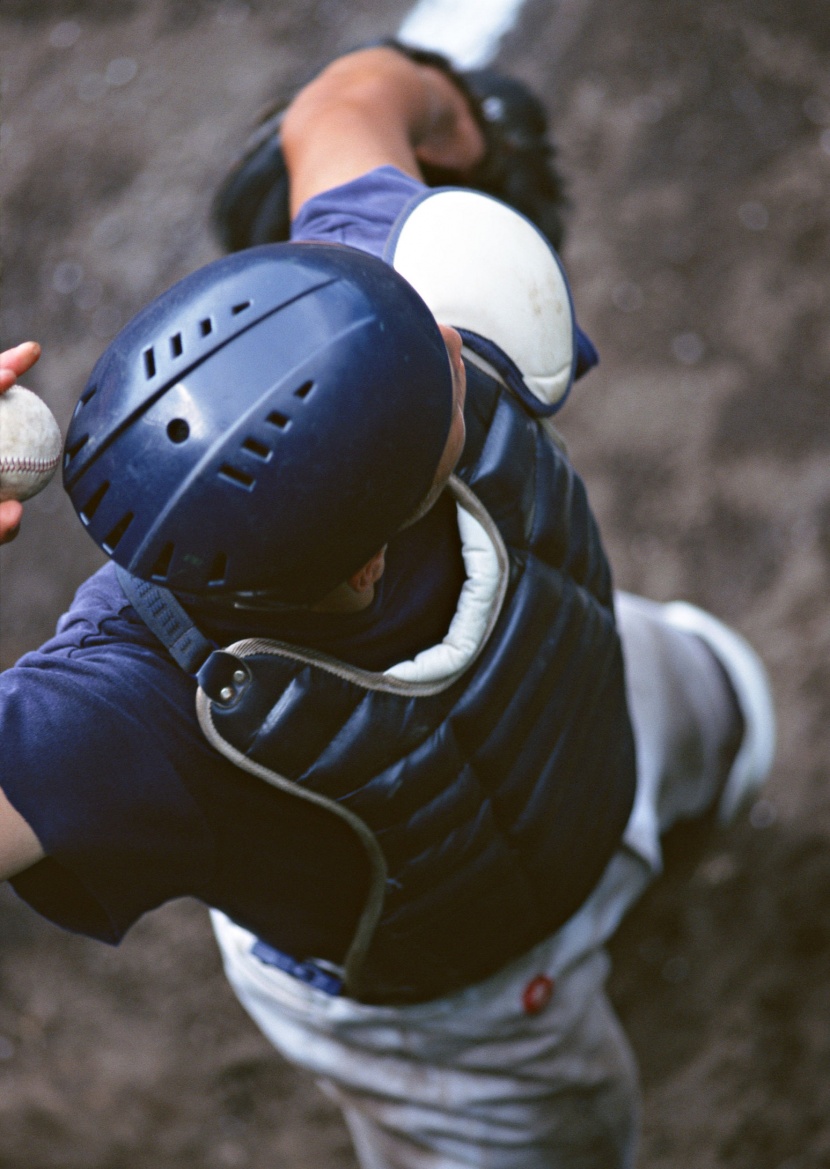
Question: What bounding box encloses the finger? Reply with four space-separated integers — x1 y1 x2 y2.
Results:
0 500 24 545
0 341 42 383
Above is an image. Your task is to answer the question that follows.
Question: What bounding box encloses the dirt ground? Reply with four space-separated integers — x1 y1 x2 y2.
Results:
1 0 829 1165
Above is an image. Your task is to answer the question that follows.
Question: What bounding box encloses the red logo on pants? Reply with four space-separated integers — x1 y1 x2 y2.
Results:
522 974 554 1015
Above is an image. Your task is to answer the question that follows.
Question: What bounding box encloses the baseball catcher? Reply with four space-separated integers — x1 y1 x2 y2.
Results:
0 46 774 1168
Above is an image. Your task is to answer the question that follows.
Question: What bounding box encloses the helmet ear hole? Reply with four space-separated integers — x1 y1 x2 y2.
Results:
167 418 190 443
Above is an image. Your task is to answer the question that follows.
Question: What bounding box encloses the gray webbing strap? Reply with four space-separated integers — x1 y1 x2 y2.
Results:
115 565 216 676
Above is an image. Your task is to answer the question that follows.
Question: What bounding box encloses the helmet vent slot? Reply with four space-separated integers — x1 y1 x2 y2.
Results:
231 300 251 316
65 432 89 463
167 418 190 444
265 410 290 430
207 553 227 585
150 542 174 581
143 347 157 379
80 384 98 406
242 437 270 461
294 380 314 400
199 318 213 337
102 511 134 553
170 333 184 358
79 479 110 523
219 464 255 491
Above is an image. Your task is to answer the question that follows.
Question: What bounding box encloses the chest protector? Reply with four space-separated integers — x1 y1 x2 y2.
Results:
122 192 636 1004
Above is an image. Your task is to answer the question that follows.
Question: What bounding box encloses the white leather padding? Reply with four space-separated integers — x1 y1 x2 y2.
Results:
389 190 574 408
385 503 501 684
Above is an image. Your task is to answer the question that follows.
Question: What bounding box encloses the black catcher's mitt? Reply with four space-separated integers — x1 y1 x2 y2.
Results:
211 43 568 255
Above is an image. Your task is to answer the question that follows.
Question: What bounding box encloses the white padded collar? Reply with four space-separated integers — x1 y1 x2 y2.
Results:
384 499 503 684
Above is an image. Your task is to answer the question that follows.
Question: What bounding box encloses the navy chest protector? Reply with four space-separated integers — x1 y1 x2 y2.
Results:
120 193 636 1004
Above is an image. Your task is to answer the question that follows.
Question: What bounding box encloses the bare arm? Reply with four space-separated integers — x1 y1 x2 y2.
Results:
0 787 44 880
281 47 486 216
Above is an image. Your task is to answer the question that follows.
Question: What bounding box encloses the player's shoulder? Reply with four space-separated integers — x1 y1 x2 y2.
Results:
2 560 192 745
42 561 163 659
290 165 426 256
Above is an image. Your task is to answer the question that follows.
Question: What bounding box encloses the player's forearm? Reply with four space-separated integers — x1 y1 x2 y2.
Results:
281 47 485 215
0 787 44 880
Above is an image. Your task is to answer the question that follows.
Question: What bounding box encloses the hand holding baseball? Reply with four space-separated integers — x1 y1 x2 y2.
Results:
0 342 48 545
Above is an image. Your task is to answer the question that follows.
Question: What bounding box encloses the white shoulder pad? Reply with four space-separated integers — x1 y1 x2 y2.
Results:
386 190 575 409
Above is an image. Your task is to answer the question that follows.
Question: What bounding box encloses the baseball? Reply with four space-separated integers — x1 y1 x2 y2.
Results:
0 385 63 502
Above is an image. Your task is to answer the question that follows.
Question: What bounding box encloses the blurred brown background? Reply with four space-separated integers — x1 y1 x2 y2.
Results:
1 1 829 1165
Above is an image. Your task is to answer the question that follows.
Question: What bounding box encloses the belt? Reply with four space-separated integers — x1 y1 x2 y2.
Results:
251 939 344 996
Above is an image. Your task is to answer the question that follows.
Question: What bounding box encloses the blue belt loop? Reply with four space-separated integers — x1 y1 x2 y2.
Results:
251 940 344 996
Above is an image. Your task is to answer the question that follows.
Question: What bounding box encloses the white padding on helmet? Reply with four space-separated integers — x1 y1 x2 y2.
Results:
388 190 574 408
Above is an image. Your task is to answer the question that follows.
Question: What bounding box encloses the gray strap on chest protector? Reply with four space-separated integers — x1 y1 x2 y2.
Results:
115 565 249 705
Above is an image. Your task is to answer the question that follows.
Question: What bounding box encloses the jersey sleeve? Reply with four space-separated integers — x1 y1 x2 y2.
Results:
290 165 426 257
0 566 217 942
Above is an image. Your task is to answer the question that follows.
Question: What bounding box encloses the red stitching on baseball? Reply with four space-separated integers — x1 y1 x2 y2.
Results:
0 455 60 473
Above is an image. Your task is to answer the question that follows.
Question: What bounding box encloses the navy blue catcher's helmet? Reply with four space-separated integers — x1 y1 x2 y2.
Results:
63 243 454 604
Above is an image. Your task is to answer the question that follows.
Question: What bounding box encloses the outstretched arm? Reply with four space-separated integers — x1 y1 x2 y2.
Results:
281 46 486 216
0 341 42 545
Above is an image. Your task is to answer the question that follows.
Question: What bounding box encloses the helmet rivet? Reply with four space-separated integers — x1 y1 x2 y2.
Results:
219 685 234 702
232 669 246 684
